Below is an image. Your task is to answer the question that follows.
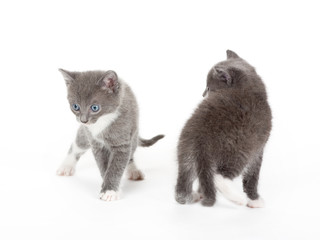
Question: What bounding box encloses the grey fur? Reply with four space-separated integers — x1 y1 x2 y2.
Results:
139 135 165 147
59 69 164 196
175 50 272 206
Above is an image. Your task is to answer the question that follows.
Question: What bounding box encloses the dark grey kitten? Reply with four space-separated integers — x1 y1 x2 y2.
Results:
175 50 272 207
57 69 164 201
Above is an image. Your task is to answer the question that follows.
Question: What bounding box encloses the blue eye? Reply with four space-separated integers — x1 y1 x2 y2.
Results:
72 104 80 111
91 104 100 112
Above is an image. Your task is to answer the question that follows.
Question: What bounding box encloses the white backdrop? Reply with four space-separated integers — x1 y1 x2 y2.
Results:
0 0 319 239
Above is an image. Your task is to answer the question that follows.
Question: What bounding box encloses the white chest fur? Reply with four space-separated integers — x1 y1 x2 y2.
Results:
86 111 119 138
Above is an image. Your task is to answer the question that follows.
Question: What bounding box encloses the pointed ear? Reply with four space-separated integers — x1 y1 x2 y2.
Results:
215 68 232 86
59 68 75 86
99 70 119 93
226 50 239 59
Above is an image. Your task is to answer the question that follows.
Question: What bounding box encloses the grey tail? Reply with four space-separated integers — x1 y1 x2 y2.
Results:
139 135 165 147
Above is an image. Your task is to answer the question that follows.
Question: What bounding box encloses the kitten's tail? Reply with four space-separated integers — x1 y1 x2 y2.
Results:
139 135 165 147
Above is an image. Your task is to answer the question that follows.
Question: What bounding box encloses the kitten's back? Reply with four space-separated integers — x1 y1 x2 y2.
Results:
179 54 272 176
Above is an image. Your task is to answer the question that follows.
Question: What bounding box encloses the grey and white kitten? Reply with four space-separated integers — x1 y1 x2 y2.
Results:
175 50 272 207
57 69 164 201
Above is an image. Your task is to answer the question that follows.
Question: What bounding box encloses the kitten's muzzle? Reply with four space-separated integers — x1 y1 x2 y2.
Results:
80 115 89 124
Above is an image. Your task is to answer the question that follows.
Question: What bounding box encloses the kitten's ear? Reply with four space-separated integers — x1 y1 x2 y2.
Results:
226 50 239 59
59 68 75 86
215 68 232 86
100 70 119 93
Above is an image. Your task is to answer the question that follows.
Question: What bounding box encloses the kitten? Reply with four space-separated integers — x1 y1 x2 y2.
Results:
57 69 164 201
175 50 272 207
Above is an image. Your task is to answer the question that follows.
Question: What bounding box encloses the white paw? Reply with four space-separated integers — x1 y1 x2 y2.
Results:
230 194 247 206
247 197 265 208
56 165 75 176
99 190 119 201
127 169 145 181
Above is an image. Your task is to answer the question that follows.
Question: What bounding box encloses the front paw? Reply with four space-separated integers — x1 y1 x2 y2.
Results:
99 190 119 201
56 165 75 176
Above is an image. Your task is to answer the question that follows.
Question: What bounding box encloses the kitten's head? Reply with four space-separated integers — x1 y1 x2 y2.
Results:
59 69 121 125
203 50 257 97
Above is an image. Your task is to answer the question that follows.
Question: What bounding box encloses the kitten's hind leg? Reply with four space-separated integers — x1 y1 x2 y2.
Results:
197 163 216 207
57 126 90 176
175 168 198 204
242 153 265 208
175 156 199 204
126 159 145 181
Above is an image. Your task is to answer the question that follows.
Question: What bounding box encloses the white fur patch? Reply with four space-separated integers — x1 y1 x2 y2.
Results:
215 174 247 206
247 197 265 208
86 111 119 137
99 190 119 201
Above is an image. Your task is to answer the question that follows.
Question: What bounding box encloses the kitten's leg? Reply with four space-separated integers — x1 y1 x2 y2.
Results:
99 143 132 201
215 174 247 206
195 153 216 206
91 145 111 178
175 165 199 204
126 159 145 181
242 153 265 208
198 169 216 207
57 126 90 176
175 153 200 204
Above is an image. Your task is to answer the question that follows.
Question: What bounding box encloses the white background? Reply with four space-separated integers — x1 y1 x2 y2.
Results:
0 0 319 239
